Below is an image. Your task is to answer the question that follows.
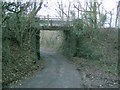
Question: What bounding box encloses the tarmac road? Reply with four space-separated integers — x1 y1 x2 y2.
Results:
12 48 83 88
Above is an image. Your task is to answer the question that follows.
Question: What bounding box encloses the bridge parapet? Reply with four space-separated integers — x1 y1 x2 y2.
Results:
34 16 73 30
35 16 73 27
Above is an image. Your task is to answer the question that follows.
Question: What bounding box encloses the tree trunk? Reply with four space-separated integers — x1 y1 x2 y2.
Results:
93 1 97 30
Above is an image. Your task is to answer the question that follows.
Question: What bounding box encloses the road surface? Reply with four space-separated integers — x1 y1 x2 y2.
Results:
12 48 83 88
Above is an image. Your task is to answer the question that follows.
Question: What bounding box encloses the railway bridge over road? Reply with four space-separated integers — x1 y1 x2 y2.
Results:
33 16 74 61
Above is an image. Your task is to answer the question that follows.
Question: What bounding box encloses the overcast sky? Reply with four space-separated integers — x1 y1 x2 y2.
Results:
5 0 118 16
37 0 118 16
5 0 119 27
36 0 118 27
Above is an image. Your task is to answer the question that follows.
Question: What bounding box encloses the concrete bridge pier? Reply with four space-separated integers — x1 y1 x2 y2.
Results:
35 30 40 60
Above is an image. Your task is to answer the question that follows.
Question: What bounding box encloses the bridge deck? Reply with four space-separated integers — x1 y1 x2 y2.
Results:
34 17 73 30
33 26 73 30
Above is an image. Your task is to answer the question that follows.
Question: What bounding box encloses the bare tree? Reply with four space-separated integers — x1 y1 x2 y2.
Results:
115 1 120 28
55 0 72 21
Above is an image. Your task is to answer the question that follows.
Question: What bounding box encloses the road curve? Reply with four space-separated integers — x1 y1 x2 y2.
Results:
12 48 83 88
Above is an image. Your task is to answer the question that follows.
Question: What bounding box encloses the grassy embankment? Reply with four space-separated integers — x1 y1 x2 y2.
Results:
2 33 44 88
72 28 118 87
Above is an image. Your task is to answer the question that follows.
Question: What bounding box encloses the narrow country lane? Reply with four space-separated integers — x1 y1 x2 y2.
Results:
11 48 84 88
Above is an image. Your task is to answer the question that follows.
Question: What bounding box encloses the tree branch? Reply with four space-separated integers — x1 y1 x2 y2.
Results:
73 4 94 13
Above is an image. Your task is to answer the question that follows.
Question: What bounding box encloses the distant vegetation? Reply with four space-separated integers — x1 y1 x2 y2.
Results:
40 0 119 61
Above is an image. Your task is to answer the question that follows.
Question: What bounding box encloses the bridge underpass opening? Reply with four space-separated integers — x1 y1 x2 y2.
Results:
40 30 64 51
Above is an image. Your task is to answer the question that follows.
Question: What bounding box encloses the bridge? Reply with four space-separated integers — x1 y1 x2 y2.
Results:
34 16 74 30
